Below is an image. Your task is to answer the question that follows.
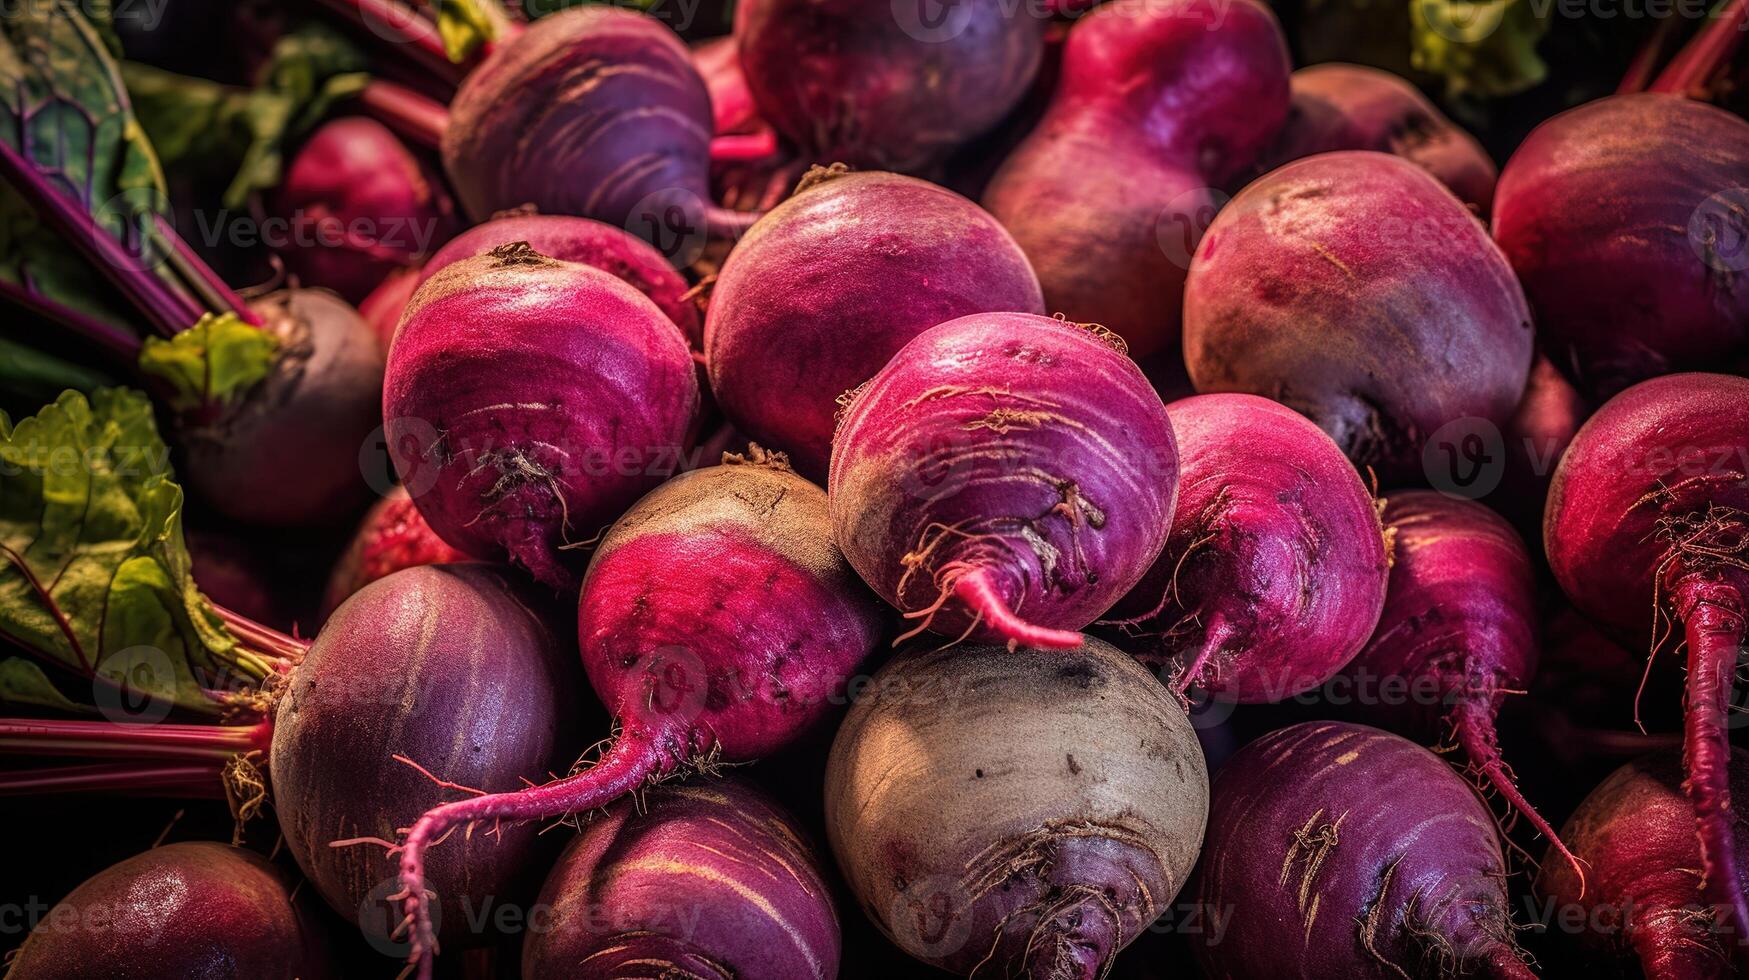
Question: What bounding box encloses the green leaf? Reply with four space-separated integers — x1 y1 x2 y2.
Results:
0 1 170 333
0 389 276 716
136 313 279 413
438 0 502 62
124 24 370 208
0 335 117 405
1410 0 1549 99
0 656 97 713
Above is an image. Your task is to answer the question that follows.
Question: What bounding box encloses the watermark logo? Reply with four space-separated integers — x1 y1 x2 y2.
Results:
1156 187 1230 271
1422 416 1506 500
893 0 977 42
627 189 712 267
372 416 445 498
1689 188 1749 274
93 645 176 726
887 875 975 960
359 876 442 958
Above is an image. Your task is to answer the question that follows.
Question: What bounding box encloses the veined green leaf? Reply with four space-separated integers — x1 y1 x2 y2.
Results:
0 389 276 716
136 313 279 413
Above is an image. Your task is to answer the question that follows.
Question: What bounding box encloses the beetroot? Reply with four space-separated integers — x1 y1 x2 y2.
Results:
389 451 884 976
1264 63 1497 212
384 243 699 589
1342 491 1577 875
1192 721 1534 978
1544 371 1749 958
1498 354 1589 542
705 168 1043 477
358 266 420 351
830 312 1178 649
320 485 467 618
273 563 584 949
1183 151 1534 486
1493 94 1749 398
1539 750 1749 977
524 779 840 980
417 212 701 350
180 287 385 526
7 842 330 980
442 7 750 254
1107 393 1388 701
825 637 1208 977
734 0 1043 173
274 116 458 305
982 0 1291 359
693 35 764 138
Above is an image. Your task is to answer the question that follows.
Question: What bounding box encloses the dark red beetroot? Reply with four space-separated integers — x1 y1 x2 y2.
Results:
274 116 458 305
417 212 701 350
831 312 1178 649
358 266 420 350
274 563 585 950
1183 151 1534 486
1263 63 1497 212
1341 491 1577 876
1493 95 1749 398
384 244 699 589
442 8 750 252
826 638 1208 978
1544 372 1749 958
1497 354 1589 542
7 842 331 980
524 779 841 980
705 168 1044 477
1106 393 1388 701
319 485 466 618
693 35 764 138
735 0 1042 173
1539 750 1749 978
1191 721 1534 978
982 0 1290 359
391 451 884 976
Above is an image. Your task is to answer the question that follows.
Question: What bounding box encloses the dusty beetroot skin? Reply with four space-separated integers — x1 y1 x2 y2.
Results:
524 779 841 980
705 168 1044 477
1494 95 1749 399
274 117 458 305
1192 722 1535 978
1545 372 1749 959
1498 354 1589 542
981 0 1290 360
826 638 1208 978
1539 750 1749 979
7 842 331 980
1183 151 1534 486
320 485 466 618
390 451 884 977
358 266 420 350
273 564 585 949
1262 64 1497 212
831 312 1177 649
1341 491 1577 876
417 212 702 350
1106 393 1388 702
384 244 699 589
181 288 385 527
734 0 1042 173
443 8 747 246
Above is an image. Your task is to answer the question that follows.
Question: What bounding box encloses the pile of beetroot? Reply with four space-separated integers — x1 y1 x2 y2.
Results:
3 1 1749 978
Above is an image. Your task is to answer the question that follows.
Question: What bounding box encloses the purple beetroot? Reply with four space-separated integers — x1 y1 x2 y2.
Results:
982 0 1291 359
830 312 1178 649
525 779 841 980
1107 393 1389 701
704 167 1044 477
1183 151 1534 486
1544 372 1749 960
1192 722 1535 978
384 243 699 589
389 450 885 977
1264 63 1497 212
274 116 458 305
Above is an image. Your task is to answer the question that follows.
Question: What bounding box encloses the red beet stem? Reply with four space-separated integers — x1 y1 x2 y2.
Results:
709 130 781 164
353 79 450 151
1619 15 1682 94
1451 694 1585 887
1650 0 1749 96
309 0 472 88
0 761 225 797
0 718 272 762
952 570 1083 650
395 727 673 980
1674 577 1749 969
0 278 144 360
